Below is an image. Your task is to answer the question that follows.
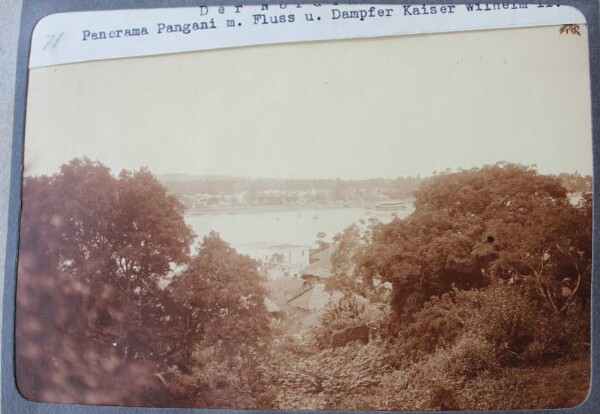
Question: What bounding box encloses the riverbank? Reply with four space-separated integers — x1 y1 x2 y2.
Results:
185 201 414 216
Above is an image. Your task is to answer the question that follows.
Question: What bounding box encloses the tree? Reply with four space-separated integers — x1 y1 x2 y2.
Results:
16 161 155 404
16 158 195 403
358 209 485 315
110 167 195 360
315 232 329 249
357 163 591 316
475 192 591 313
164 232 272 407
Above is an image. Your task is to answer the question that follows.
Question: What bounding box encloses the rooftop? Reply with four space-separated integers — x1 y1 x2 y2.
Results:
301 247 334 279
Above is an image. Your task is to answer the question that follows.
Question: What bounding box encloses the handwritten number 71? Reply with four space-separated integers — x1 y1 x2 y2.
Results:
44 32 64 50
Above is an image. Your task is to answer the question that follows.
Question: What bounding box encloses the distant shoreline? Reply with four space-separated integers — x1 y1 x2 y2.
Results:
183 193 585 216
184 201 415 216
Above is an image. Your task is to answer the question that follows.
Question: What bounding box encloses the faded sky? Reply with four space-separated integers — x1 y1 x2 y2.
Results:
25 25 592 179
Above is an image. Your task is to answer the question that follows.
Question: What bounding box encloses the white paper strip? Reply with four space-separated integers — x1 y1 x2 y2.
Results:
29 3 586 68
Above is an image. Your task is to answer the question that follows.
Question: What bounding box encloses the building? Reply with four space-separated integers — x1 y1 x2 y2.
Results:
236 242 310 279
300 245 335 285
287 283 343 312
275 245 339 312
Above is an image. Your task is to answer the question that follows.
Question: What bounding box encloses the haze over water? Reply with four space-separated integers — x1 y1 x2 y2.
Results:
185 204 414 250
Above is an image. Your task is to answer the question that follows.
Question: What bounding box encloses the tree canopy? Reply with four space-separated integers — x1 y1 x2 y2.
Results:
17 158 193 403
164 232 271 407
357 163 591 316
15 159 591 410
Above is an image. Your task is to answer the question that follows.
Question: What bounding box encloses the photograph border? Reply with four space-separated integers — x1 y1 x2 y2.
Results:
2 0 599 413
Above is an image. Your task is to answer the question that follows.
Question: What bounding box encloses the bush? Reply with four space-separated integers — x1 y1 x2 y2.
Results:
345 334 495 411
523 304 590 363
396 292 468 362
462 285 537 366
266 338 398 410
312 295 366 348
392 284 590 368
462 285 589 366
435 333 498 380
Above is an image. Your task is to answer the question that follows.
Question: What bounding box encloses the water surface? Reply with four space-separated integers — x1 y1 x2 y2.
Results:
185 204 414 250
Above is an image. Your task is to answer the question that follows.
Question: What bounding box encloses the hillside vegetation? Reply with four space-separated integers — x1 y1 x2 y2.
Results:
16 160 590 409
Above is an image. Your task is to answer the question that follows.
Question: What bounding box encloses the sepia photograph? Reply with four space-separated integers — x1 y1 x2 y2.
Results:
16 19 592 411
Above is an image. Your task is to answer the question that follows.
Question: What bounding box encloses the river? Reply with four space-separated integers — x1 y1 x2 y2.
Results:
185 203 414 250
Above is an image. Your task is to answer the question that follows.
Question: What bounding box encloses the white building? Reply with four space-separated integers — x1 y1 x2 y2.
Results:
237 242 310 279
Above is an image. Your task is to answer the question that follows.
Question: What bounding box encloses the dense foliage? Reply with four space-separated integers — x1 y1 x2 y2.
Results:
358 163 591 317
16 158 270 406
336 164 590 409
163 233 272 407
16 160 591 410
